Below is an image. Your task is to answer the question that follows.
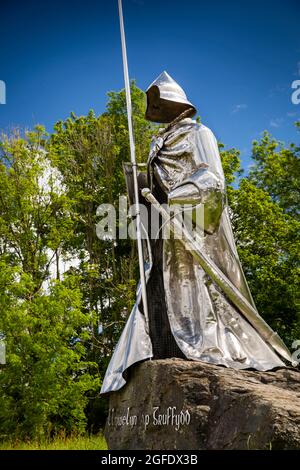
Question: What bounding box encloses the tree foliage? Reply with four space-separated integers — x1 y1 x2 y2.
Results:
48 83 154 378
224 125 300 342
0 82 299 440
0 127 99 440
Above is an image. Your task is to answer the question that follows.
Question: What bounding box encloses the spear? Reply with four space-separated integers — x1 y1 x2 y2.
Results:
117 0 149 321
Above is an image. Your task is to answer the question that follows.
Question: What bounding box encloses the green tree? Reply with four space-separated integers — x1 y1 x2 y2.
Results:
223 123 300 344
1 82 299 440
250 130 300 218
0 127 99 440
48 83 154 375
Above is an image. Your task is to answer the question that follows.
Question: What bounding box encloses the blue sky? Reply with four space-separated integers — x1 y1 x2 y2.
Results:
0 0 299 170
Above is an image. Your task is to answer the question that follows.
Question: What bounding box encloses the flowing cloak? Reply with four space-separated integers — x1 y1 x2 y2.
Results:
100 118 285 394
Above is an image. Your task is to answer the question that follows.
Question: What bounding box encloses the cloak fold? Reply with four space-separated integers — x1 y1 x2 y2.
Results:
100 118 285 395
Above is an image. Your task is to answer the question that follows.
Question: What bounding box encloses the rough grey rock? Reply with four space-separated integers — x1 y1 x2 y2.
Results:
105 359 300 450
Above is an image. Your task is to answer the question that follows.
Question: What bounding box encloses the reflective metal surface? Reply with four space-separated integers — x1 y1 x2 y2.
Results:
168 167 224 234
142 187 292 363
145 71 196 123
100 84 291 395
123 162 148 206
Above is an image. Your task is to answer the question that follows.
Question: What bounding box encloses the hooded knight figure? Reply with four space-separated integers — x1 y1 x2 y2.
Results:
100 71 293 394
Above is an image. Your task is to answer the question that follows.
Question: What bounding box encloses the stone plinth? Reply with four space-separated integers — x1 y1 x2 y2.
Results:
105 359 300 450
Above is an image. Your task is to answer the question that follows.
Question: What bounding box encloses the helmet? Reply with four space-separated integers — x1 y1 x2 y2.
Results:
145 71 196 123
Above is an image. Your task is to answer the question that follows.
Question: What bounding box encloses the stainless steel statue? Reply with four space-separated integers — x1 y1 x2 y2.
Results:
100 71 292 394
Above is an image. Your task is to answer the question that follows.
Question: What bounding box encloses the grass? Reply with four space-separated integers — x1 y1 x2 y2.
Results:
0 433 108 450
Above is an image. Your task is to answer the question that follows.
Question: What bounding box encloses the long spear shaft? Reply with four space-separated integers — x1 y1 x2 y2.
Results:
117 0 149 321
